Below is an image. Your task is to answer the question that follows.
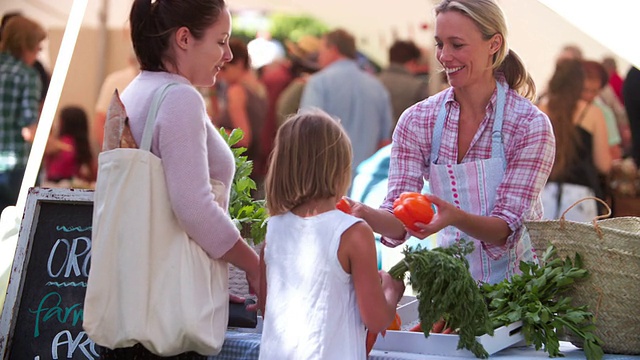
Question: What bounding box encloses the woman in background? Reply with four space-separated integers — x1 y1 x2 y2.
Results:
216 38 268 186
538 59 612 221
45 106 95 185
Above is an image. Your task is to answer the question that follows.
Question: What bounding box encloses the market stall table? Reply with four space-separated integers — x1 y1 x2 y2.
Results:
209 330 640 360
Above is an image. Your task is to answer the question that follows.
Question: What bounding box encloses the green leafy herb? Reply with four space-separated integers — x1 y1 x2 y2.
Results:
218 128 267 245
389 240 494 359
480 245 604 360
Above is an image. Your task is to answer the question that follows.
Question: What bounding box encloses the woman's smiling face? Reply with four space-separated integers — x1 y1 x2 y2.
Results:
435 10 498 89
181 8 233 87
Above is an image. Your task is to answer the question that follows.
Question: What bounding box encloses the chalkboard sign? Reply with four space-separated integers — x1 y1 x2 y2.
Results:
0 188 96 360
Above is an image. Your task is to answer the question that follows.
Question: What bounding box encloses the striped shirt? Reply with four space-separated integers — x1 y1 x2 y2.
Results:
381 77 555 247
0 52 41 170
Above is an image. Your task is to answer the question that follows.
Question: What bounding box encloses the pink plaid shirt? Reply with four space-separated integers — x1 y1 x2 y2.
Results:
381 78 555 247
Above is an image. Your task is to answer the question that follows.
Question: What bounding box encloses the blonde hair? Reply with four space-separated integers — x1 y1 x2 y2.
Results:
435 0 536 100
0 15 46 59
266 109 352 216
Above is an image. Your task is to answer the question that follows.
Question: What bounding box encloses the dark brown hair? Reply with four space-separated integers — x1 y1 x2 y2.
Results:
582 60 608 89
323 29 357 60
58 106 93 172
545 59 585 179
389 40 421 64
227 38 250 69
129 0 226 72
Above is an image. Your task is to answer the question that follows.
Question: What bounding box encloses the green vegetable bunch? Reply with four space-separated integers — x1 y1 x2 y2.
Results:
389 240 494 359
218 128 267 245
481 245 604 360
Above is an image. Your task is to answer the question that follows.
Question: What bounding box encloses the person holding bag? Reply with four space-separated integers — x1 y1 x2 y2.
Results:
84 0 260 358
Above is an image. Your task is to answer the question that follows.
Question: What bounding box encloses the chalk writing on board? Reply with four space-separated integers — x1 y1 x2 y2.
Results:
55 226 92 233
24 228 97 359
0 189 99 360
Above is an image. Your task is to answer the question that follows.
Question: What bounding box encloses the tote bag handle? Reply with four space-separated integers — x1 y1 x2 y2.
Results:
140 83 179 151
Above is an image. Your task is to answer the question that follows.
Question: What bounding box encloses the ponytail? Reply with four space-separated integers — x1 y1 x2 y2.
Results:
497 49 536 101
130 0 168 71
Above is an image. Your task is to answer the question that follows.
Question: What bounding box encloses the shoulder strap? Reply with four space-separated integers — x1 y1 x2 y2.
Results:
576 103 591 126
140 82 179 151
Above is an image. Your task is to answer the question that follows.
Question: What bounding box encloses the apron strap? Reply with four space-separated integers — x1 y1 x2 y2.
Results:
430 80 507 169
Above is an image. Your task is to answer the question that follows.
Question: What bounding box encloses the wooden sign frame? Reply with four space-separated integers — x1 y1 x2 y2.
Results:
0 188 94 360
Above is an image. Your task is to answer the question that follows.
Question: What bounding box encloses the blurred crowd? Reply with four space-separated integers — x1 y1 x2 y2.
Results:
1 11 639 217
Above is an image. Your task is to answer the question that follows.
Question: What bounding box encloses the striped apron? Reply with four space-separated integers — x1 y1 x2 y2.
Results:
428 81 536 284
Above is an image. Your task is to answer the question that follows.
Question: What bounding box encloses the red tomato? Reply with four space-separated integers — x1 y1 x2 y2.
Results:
336 198 352 214
365 330 378 355
392 192 434 231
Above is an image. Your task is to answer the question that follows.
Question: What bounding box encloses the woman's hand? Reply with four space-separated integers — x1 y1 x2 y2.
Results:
405 194 462 239
245 260 261 300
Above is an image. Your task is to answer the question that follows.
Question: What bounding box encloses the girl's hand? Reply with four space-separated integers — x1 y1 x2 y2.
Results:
405 194 463 239
379 270 405 304
341 196 369 220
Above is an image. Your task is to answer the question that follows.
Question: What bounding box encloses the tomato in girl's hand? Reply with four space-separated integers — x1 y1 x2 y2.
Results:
336 198 352 214
387 312 402 331
365 330 377 355
392 192 434 231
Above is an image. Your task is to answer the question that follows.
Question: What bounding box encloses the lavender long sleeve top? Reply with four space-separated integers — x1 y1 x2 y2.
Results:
120 71 240 259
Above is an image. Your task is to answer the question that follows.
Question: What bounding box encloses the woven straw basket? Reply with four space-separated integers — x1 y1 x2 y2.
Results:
525 198 640 355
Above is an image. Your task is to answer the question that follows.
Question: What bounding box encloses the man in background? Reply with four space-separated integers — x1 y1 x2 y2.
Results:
300 28 393 179
378 40 430 130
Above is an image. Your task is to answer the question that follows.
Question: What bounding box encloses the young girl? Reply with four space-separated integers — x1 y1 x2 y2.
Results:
259 109 405 359
44 106 95 184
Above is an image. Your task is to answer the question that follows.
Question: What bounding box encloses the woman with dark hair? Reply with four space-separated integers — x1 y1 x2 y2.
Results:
97 0 260 358
538 59 612 221
347 0 555 284
216 38 268 184
44 106 95 183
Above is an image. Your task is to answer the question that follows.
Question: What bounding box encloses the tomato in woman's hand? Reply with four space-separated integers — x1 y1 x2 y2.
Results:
336 198 352 214
392 192 434 231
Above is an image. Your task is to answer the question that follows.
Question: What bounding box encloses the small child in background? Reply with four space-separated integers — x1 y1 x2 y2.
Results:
259 109 405 359
44 106 95 186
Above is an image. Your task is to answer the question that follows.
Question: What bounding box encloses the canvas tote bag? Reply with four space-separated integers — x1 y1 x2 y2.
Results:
84 83 229 356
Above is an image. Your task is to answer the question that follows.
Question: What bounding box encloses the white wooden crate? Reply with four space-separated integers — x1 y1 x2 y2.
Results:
374 296 525 357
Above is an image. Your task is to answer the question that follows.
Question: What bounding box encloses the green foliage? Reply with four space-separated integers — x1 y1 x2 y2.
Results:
389 242 604 360
231 13 328 45
218 128 267 245
480 246 603 360
268 13 329 43
388 240 494 359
